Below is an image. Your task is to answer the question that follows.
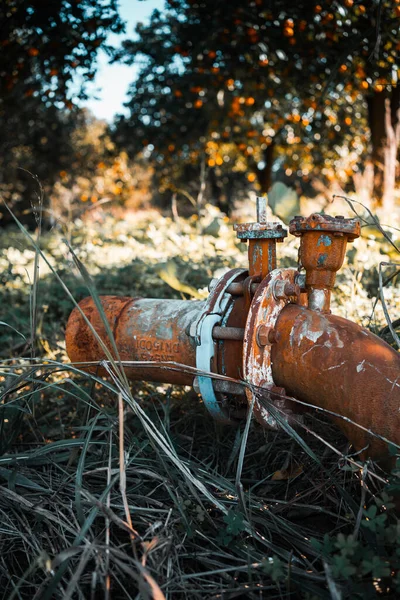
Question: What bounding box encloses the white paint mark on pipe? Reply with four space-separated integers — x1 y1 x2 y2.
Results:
327 361 346 370
356 360 365 373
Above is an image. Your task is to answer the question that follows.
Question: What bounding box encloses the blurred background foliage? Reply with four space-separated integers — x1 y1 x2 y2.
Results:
0 0 399 228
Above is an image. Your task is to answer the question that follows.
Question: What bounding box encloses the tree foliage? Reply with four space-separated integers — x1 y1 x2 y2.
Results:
114 0 400 209
0 0 123 225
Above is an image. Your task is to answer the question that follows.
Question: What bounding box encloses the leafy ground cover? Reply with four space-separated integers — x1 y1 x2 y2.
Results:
0 200 399 599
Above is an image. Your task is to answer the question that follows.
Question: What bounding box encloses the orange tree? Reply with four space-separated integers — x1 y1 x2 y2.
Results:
49 110 154 224
0 0 123 226
114 0 400 211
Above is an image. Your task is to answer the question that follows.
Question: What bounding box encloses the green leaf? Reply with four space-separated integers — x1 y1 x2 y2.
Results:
361 556 391 578
310 534 335 557
331 554 356 579
223 510 245 535
334 534 359 557
262 556 285 582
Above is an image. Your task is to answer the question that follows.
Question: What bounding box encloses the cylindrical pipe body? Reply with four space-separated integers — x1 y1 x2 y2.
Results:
248 239 277 280
66 296 204 385
271 304 400 461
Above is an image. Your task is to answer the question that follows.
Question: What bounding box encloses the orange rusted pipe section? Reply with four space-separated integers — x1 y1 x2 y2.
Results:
271 304 400 460
234 197 287 280
290 214 360 313
66 296 203 385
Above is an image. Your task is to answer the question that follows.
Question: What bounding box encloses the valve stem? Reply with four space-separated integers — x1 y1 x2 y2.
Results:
256 196 268 224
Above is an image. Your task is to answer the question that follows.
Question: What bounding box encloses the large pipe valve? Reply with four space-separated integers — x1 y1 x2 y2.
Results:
66 200 400 463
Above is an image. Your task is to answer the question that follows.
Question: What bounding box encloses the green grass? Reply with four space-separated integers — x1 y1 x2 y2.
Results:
0 206 399 599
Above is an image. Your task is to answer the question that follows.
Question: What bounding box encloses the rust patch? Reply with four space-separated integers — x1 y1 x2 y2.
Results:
66 296 203 385
242 268 301 429
272 304 400 463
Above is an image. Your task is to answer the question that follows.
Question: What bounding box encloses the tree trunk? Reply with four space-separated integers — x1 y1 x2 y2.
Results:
208 167 229 213
367 88 400 212
256 141 275 194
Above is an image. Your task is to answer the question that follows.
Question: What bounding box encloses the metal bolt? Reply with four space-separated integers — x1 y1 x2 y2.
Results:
268 329 277 344
295 272 306 291
273 280 300 301
283 282 299 297
189 321 198 339
257 324 270 347
273 279 287 300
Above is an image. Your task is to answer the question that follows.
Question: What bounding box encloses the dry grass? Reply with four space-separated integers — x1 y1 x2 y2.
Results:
0 200 399 599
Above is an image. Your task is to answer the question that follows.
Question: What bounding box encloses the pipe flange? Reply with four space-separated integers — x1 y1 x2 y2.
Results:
289 213 360 241
243 268 299 429
193 268 247 423
234 222 287 241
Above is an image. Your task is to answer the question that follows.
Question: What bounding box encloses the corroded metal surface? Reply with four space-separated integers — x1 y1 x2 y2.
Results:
289 213 360 313
235 222 287 240
64 206 399 464
234 196 287 280
242 268 301 429
271 304 400 461
212 326 245 341
290 213 360 238
66 296 203 385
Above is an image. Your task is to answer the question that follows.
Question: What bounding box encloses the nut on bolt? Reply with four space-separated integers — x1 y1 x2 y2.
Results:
273 280 300 301
256 325 277 346
257 325 269 347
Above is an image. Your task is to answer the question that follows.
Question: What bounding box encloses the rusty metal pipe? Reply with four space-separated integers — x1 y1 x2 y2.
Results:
271 304 400 461
64 201 400 463
66 296 203 385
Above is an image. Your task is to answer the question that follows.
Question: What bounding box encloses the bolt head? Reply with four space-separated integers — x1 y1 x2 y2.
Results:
268 329 277 344
189 321 198 339
256 325 270 347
